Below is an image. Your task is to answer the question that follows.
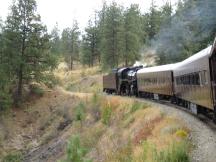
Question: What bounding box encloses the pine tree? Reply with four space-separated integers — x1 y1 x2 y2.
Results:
4 0 56 105
101 2 124 69
0 18 3 59
161 1 172 25
123 4 142 66
50 23 61 56
61 21 80 70
81 17 99 67
0 18 12 110
146 0 162 40
97 1 107 64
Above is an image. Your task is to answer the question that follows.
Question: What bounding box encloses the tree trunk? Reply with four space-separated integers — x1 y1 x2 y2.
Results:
15 2 27 106
125 58 128 66
16 65 23 105
70 55 73 70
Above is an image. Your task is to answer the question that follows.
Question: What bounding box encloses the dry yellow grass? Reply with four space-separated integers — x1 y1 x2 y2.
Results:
0 64 190 161
54 63 102 92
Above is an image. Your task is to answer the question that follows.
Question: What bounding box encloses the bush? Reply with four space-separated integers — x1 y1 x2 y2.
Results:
91 93 100 105
75 102 86 122
40 72 59 88
0 91 12 111
63 135 92 162
154 142 190 162
2 152 23 162
130 101 148 113
175 129 188 139
90 93 101 121
139 141 190 162
30 85 44 97
102 103 112 125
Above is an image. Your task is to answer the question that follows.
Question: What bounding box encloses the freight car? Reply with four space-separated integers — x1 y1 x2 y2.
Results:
103 68 118 94
103 37 216 121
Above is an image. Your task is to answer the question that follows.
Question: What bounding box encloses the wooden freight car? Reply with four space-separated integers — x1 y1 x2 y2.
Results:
103 69 118 94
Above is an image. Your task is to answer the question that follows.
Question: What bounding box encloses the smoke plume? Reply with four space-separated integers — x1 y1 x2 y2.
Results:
151 0 216 63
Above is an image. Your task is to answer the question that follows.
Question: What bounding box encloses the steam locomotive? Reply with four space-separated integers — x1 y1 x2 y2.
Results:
103 38 216 121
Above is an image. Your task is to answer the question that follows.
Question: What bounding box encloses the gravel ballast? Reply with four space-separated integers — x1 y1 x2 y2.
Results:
137 98 216 162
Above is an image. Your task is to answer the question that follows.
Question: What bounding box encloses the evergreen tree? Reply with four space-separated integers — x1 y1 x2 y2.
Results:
61 21 80 70
123 4 142 66
0 18 12 110
0 18 3 58
146 0 162 40
141 14 149 45
81 17 99 67
97 1 107 64
161 1 172 25
50 23 61 56
3 0 56 105
101 2 124 69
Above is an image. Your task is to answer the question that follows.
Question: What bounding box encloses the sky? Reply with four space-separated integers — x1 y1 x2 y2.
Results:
0 0 178 33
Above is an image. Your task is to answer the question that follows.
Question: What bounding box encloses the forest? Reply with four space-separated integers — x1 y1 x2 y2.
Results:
0 0 216 110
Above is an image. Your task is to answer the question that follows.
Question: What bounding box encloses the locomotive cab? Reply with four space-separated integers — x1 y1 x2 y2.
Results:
117 67 131 95
117 66 143 95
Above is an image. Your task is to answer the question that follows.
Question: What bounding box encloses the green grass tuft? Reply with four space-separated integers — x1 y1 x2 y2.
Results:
102 103 112 125
130 101 148 113
154 142 190 162
2 152 23 162
60 135 92 162
75 102 86 122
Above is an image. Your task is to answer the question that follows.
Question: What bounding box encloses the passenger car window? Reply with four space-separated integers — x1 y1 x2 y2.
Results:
176 72 201 86
201 71 207 85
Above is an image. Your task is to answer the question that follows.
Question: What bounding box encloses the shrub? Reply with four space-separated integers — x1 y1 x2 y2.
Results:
175 129 188 139
0 91 12 111
30 85 44 97
2 152 23 162
139 141 190 162
154 142 190 162
63 135 92 162
91 93 100 105
90 93 101 121
102 103 112 125
75 102 86 122
130 101 148 113
42 73 59 88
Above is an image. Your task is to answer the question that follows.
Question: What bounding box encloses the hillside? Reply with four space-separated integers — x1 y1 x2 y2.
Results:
1 0 216 161
0 64 192 162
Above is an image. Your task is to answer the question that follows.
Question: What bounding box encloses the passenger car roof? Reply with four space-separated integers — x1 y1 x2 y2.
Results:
137 63 178 74
174 46 212 69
